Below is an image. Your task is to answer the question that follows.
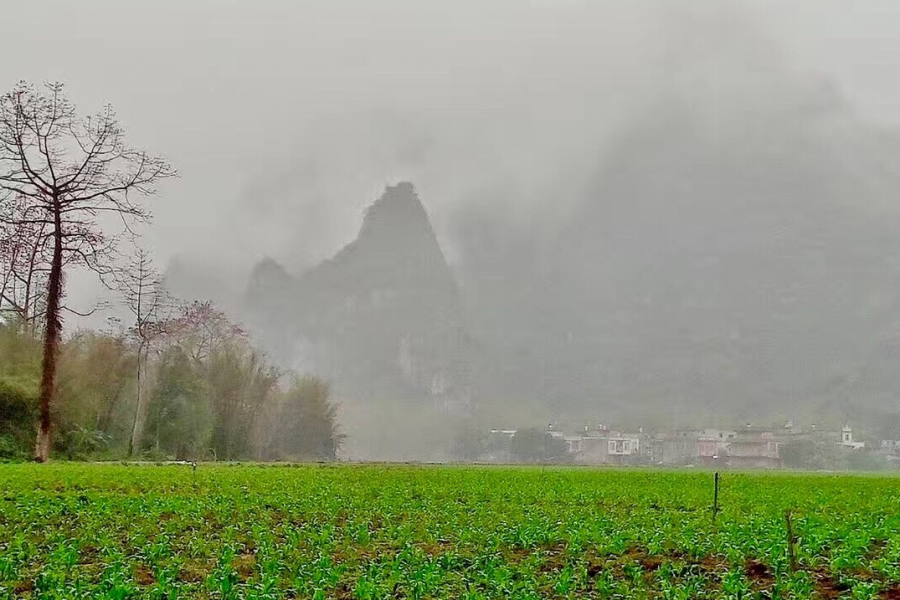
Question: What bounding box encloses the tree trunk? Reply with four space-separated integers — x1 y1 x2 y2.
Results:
33 206 63 463
128 344 146 457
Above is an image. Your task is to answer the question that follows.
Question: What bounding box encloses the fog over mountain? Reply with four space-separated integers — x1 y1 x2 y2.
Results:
8 1 900 458
462 84 900 428
246 6 900 456
245 183 471 409
450 21 900 428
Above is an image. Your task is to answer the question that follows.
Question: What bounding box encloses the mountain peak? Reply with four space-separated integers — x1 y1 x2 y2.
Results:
241 180 473 447
359 182 434 244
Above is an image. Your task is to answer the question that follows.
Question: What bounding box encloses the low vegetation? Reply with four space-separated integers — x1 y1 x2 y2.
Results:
1 464 899 598
0 322 342 463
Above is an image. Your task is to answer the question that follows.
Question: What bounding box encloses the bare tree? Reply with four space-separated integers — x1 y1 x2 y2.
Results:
115 248 173 457
0 81 175 461
170 300 247 363
1 191 110 330
0 193 50 328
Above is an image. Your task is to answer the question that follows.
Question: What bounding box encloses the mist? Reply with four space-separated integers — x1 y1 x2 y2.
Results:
6 1 900 461
7 1 895 269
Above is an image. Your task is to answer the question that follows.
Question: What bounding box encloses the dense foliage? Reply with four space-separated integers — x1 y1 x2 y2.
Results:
1 464 899 598
0 325 40 459
510 428 571 464
0 322 342 462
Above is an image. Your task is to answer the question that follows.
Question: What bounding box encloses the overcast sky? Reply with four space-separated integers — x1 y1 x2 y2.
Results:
5 1 900 310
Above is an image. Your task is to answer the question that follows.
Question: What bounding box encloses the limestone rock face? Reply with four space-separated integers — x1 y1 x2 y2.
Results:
244 182 472 415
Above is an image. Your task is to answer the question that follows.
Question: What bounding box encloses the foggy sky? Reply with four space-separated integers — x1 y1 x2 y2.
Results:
5 0 900 313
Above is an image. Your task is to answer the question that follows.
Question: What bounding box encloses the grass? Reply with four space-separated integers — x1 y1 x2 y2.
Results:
1 463 900 598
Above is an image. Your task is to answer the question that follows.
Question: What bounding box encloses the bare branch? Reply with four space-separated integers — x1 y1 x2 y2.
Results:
61 301 108 317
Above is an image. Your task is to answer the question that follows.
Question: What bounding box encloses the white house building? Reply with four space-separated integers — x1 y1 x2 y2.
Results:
840 425 865 450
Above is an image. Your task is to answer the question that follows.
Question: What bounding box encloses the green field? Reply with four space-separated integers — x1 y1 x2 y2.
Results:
1 464 899 599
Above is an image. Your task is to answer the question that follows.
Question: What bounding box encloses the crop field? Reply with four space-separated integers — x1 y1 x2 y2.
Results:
1 465 899 599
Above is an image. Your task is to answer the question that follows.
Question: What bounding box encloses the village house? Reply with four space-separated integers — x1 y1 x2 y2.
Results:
878 440 900 464
547 429 585 454
880 439 900 455
718 425 779 468
652 425 782 467
485 429 517 462
483 422 870 469
697 429 736 465
840 425 865 450
547 424 645 464
656 430 702 465
578 432 611 463
603 433 642 464
728 436 781 468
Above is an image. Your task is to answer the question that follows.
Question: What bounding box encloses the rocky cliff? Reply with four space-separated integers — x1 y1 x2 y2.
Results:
244 182 472 420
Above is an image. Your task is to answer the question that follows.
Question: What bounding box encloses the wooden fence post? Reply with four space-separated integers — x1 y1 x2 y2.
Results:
785 510 798 572
712 471 720 521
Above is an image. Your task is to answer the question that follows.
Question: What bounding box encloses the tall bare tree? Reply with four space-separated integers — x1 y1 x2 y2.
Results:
0 81 175 461
115 248 172 456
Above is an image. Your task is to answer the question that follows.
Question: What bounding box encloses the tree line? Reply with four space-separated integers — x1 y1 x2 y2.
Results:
0 81 342 462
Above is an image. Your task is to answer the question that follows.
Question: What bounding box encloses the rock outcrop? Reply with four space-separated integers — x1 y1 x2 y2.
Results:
244 182 472 416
